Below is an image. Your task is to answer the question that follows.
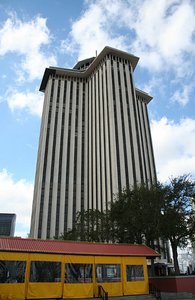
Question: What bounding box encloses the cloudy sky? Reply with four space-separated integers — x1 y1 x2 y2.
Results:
0 0 195 237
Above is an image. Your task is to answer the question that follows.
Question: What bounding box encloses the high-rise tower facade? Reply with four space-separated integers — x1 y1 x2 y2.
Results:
30 47 156 239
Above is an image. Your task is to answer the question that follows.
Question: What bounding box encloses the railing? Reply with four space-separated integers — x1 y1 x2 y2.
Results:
149 283 161 300
98 285 108 300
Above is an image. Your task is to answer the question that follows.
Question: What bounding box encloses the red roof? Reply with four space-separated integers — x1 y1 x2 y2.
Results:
0 237 160 258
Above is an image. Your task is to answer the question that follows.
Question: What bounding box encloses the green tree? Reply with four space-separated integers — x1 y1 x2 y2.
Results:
56 209 112 242
160 174 195 275
110 183 164 247
55 174 195 275
110 176 195 275
76 209 112 242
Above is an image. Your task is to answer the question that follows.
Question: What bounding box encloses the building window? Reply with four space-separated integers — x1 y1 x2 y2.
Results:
126 265 144 281
65 263 92 283
96 264 121 282
0 260 26 283
30 261 61 282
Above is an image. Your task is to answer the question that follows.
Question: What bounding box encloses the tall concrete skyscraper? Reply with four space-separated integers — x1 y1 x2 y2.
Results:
30 46 157 239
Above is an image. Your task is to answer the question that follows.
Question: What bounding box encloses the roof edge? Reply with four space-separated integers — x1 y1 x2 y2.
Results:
39 46 140 92
0 237 160 258
135 88 153 103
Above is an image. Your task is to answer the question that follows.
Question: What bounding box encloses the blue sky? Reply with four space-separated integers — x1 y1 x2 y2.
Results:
0 0 195 237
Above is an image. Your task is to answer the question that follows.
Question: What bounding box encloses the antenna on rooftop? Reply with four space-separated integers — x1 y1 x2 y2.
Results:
96 50 97 57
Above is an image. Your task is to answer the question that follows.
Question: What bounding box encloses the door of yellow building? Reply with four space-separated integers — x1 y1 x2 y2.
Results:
26 253 63 299
63 255 94 298
122 257 149 296
94 256 123 297
0 251 28 300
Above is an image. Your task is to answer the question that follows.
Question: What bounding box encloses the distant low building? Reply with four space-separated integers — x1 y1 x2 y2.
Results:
0 213 16 236
178 242 195 274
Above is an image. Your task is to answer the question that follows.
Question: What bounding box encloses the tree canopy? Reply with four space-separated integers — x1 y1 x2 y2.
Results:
56 209 112 242
160 174 195 274
110 183 164 248
55 174 195 275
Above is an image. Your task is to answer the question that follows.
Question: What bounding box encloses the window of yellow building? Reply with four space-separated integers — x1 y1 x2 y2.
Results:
96 264 121 282
0 260 26 283
65 263 92 283
30 261 61 282
126 265 144 281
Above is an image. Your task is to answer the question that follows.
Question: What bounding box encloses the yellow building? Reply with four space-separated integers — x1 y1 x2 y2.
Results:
0 237 159 299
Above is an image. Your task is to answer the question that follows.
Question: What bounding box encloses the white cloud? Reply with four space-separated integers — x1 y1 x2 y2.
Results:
171 83 194 106
61 0 195 108
61 0 129 60
0 169 33 237
6 89 44 117
0 14 56 80
141 77 164 96
151 117 195 182
131 0 195 74
62 0 195 76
